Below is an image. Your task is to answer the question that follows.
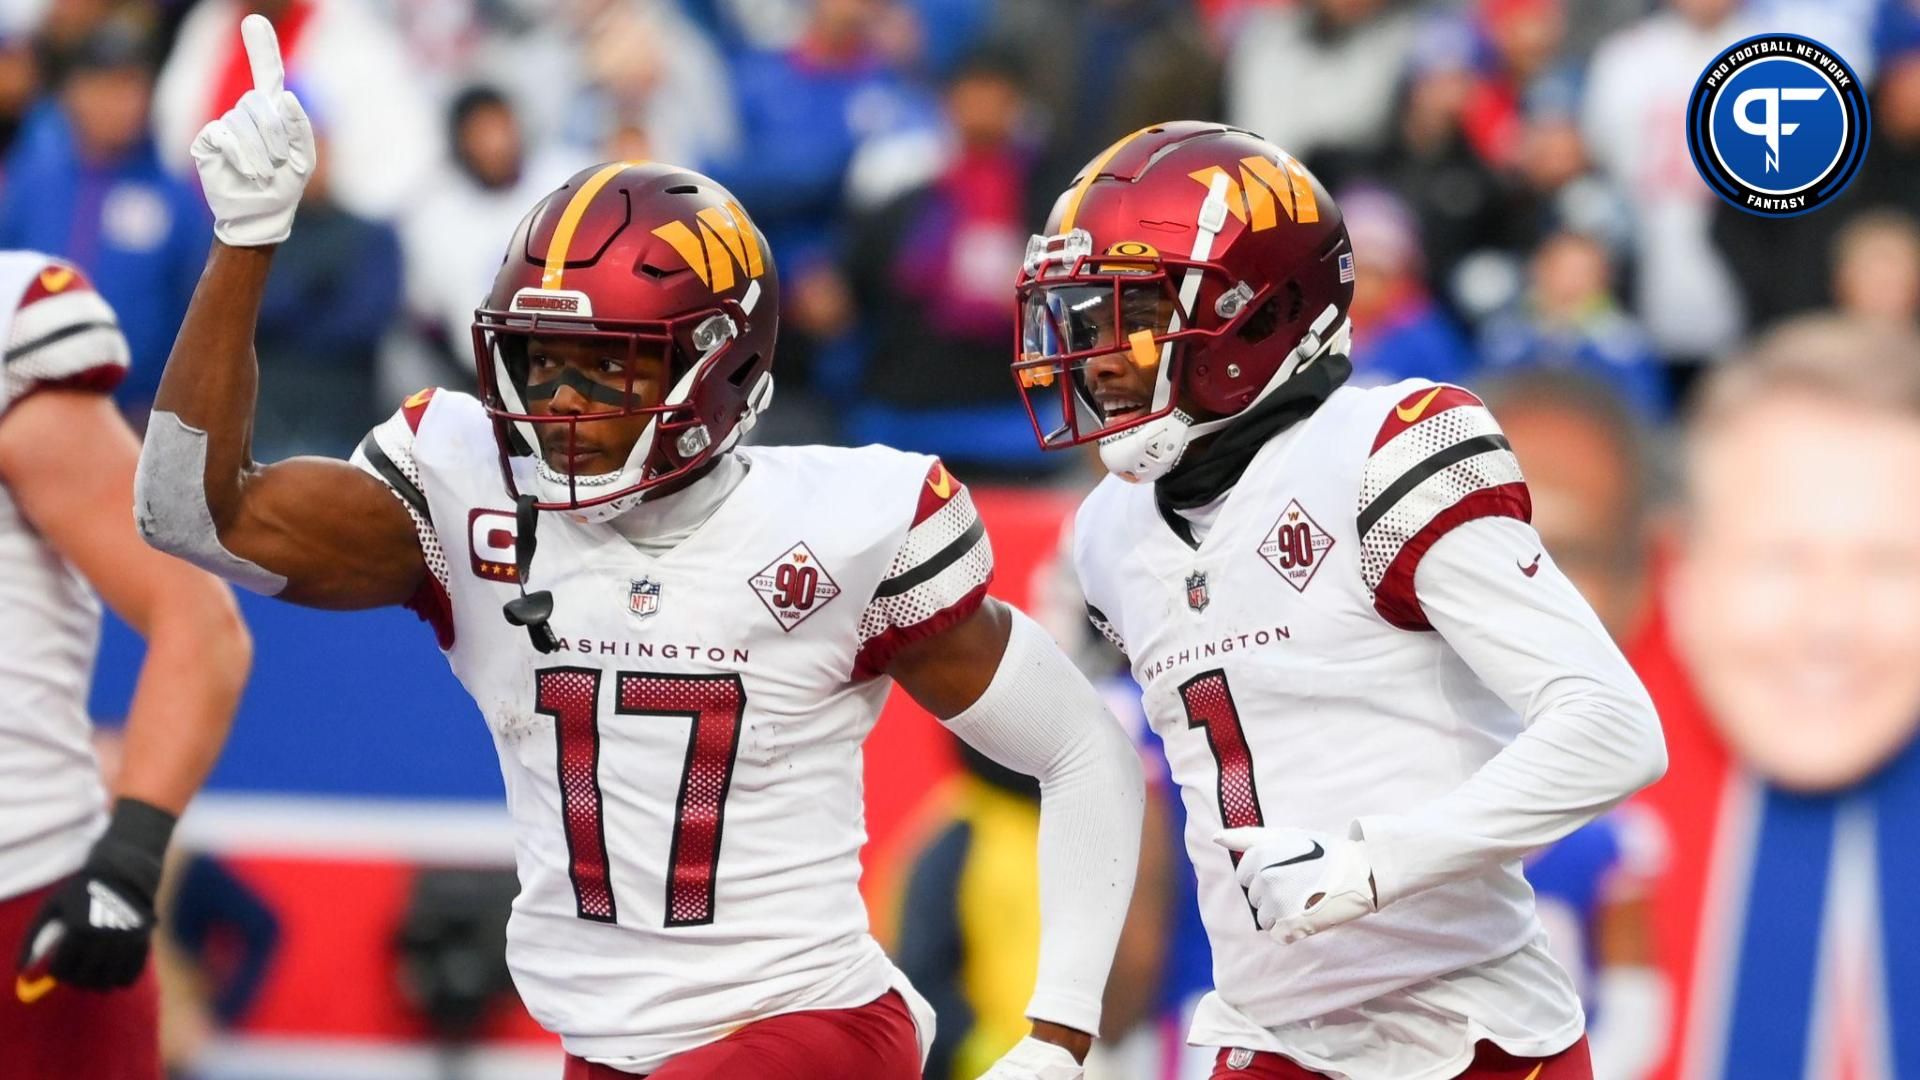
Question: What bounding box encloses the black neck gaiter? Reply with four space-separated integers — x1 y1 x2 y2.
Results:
1154 352 1353 514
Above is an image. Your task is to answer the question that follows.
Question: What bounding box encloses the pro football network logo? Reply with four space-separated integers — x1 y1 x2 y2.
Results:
1686 33 1869 217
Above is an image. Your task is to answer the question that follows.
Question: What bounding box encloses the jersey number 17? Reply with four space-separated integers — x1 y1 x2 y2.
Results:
534 667 747 927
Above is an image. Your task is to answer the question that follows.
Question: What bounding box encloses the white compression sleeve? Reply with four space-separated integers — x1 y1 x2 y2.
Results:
133 410 287 595
941 607 1145 1034
1355 516 1666 907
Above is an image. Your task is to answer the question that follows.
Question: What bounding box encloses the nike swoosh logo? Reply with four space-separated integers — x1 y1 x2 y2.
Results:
1261 841 1325 871
1395 386 1444 423
1520 554 1541 577
926 465 954 500
15 973 55 1004
1522 1066 1544 1080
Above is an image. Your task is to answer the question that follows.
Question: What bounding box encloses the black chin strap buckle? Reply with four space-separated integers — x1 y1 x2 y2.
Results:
501 494 560 654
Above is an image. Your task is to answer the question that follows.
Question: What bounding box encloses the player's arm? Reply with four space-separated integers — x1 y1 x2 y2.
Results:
890 603 1145 1075
133 15 423 610
1221 386 1664 944
1 388 251 991
1353 515 1666 905
876 469 1143 1077
1100 784 1171 1041
0 390 251 814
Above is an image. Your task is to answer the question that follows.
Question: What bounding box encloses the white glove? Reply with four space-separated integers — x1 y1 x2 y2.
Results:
1214 826 1377 945
189 14 314 247
977 1035 1085 1080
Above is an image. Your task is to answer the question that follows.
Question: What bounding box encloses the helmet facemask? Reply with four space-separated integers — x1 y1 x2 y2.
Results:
473 300 752 521
1013 229 1271 481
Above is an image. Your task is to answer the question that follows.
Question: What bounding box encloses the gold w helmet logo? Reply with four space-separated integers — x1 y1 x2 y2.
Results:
1188 154 1321 231
650 203 767 292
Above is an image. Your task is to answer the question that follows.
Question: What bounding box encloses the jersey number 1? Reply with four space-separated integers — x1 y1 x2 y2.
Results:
534 667 746 927
1179 668 1268 926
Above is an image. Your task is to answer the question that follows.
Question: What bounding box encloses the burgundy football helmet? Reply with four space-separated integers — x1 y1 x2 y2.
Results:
473 161 779 521
1013 122 1353 482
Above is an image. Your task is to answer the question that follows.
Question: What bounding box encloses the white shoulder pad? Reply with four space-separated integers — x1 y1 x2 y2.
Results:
851 453 994 678
0 258 129 416
1356 383 1530 629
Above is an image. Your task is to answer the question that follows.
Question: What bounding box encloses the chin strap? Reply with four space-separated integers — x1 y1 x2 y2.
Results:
501 494 560 654
1155 335 1353 513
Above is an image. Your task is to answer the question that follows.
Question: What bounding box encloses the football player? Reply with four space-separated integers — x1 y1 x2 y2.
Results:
133 17 1142 1079
1012 122 1666 1080
0 249 251 1080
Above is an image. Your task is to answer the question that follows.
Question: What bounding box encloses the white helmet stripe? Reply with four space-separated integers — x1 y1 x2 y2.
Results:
1152 170 1233 411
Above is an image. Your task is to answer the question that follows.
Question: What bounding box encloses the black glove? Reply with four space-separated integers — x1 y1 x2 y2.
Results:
16 799 175 991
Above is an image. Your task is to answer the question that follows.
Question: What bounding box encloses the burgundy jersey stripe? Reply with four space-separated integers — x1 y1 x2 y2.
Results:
911 459 962 526
1370 385 1484 452
16 263 94 307
401 387 436 434
851 579 991 680
1371 482 1531 631
13 362 126 401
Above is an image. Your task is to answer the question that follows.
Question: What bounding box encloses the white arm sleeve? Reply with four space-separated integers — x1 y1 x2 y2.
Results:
1354 516 1667 907
941 607 1145 1033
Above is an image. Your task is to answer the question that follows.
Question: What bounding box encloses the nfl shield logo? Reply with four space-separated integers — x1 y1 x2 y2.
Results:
1226 1047 1256 1070
1186 571 1210 612
627 578 661 619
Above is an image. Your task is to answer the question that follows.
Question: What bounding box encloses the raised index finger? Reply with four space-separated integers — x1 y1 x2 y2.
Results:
241 13 284 95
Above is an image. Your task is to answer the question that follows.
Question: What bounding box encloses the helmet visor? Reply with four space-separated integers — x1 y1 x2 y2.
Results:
1014 278 1185 449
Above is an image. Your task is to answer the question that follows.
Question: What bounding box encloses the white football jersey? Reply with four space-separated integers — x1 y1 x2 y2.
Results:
1074 380 1579 1036
351 390 991 1069
0 253 132 902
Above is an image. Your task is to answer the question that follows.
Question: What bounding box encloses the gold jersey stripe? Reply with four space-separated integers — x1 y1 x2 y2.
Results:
541 161 644 289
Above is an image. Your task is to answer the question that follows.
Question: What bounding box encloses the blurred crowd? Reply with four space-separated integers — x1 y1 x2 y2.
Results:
0 0 1913 471
9 0 1920 1078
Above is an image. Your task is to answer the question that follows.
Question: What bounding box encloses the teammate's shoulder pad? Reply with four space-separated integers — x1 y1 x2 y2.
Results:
1357 380 1528 630
768 443 957 519
18 259 95 305
1 255 129 409
374 386 490 447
